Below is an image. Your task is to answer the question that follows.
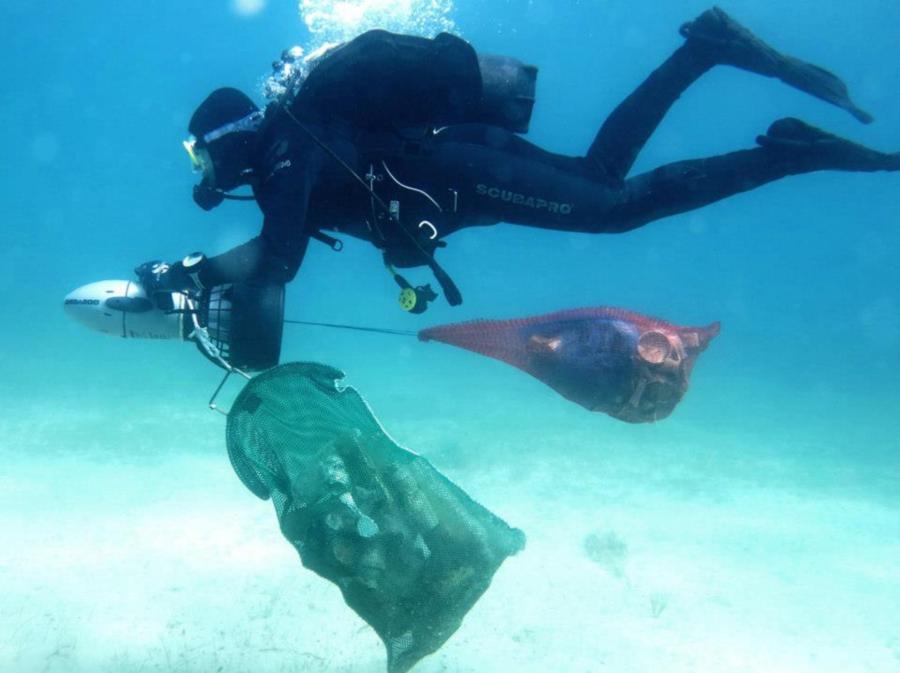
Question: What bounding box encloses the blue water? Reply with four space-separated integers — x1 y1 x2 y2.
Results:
2 1 899 671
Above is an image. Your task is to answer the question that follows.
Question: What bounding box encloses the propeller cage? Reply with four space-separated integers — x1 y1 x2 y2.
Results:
199 282 285 371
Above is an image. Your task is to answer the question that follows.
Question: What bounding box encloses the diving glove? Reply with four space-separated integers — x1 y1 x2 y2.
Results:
134 253 207 296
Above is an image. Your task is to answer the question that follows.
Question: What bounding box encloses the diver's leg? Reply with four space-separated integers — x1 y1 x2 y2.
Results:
602 118 900 234
587 7 872 184
423 121 896 237
586 44 714 185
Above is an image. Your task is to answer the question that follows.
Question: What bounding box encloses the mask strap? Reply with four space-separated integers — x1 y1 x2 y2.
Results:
201 110 265 146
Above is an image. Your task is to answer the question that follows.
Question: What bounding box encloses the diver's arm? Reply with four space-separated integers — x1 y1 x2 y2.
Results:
137 134 323 293
194 235 301 287
134 238 280 296
192 225 311 288
197 141 324 286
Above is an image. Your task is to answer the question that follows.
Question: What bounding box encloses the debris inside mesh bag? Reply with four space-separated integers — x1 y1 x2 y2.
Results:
225 362 525 673
419 307 720 423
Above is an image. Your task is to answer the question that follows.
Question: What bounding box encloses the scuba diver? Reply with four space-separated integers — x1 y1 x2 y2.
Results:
137 7 899 314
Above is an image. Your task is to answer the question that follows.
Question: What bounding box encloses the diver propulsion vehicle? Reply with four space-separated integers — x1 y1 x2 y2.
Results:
63 279 285 372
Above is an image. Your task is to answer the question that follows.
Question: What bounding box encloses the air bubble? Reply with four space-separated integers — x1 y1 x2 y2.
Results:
232 0 267 16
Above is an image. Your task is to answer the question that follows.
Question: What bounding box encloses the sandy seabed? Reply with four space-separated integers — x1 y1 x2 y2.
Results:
1 396 898 673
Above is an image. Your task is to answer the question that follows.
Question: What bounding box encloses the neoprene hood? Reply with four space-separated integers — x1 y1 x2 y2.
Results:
189 88 260 195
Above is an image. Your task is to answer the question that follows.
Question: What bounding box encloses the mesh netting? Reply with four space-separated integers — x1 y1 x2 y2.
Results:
226 362 525 673
420 307 721 423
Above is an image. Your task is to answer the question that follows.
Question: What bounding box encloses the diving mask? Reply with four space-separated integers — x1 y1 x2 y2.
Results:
183 137 212 176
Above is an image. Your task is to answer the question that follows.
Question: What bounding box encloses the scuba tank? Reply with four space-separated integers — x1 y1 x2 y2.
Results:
272 31 538 134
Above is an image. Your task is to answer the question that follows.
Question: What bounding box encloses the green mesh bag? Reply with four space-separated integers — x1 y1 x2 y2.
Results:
225 362 525 673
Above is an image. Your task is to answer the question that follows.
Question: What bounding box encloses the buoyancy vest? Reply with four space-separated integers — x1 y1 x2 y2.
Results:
267 30 540 310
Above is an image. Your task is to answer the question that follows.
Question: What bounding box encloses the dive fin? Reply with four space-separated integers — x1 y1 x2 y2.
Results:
680 6 873 123
757 117 900 171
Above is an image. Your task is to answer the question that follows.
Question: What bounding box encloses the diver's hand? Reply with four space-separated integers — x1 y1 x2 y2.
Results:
134 260 169 294
134 253 206 296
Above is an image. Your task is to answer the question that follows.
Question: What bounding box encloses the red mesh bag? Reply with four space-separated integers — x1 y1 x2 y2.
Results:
419 307 720 423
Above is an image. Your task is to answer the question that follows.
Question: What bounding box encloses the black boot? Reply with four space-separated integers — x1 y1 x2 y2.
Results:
680 6 873 124
757 117 900 171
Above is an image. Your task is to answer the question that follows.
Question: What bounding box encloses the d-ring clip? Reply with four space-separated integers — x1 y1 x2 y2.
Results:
418 220 438 240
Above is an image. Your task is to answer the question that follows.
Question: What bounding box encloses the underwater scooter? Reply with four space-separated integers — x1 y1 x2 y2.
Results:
64 279 292 409
63 278 421 368
63 278 422 409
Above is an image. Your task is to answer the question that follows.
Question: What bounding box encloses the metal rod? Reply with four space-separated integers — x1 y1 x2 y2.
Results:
208 370 232 416
208 367 251 416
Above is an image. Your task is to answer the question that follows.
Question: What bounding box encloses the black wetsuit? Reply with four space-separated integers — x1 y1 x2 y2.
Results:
196 27 895 295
